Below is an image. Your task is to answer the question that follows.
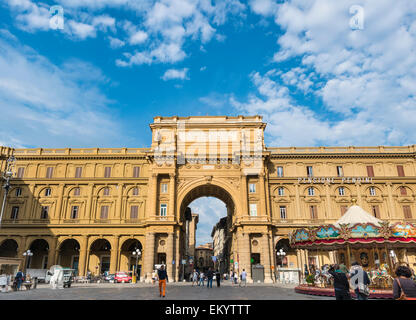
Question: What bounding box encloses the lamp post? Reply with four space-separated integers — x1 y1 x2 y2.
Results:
276 248 286 283
23 249 33 274
276 248 286 267
132 248 141 283
0 155 16 229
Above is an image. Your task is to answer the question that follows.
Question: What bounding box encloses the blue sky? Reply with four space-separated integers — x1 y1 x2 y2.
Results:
2 0 416 245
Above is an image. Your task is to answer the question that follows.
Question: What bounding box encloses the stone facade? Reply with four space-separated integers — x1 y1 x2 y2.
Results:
0 116 415 283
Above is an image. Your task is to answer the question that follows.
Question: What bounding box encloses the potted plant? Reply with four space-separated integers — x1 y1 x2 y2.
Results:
306 274 315 286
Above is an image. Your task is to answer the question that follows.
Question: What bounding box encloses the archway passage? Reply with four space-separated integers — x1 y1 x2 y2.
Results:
0 239 18 258
180 184 235 278
120 239 143 279
58 239 80 275
28 239 49 269
89 239 111 276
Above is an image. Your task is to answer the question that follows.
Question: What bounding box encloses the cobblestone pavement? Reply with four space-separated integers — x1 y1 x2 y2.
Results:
0 282 330 300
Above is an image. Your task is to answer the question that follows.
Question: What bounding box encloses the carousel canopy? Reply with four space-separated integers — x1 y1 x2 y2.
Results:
334 205 383 228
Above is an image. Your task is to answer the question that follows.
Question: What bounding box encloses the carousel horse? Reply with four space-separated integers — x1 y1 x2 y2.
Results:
319 265 333 287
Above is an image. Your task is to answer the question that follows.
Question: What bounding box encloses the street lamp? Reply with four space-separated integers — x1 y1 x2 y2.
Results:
132 248 141 282
0 155 16 229
276 249 286 268
23 249 33 274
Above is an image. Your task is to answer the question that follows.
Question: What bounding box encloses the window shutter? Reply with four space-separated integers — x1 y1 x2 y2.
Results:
46 167 53 178
101 206 109 219
403 206 412 219
75 167 82 178
372 205 380 218
131 206 138 219
397 165 405 177
17 167 25 178
104 167 111 178
400 186 407 196
132 187 139 196
310 206 317 219
366 166 374 177
74 188 80 196
133 166 140 178
341 206 348 215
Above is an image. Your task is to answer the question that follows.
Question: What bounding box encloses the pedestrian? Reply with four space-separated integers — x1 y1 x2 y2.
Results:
230 271 234 284
191 269 198 287
198 271 205 286
14 269 24 291
234 272 238 285
157 265 168 298
206 268 214 288
215 270 221 287
328 264 351 300
393 265 416 300
239 269 247 287
349 262 370 300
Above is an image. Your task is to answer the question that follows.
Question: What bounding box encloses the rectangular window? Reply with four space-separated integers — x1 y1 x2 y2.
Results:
103 187 110 196
372 205 380 218
250 204 257 216
45 188 51 197
369 187 376 196
308 187 315 196
130 206 138 219
17 167 25 178
249 183 256 193
341 206 348 216
11 206 19 219
70 206 79 219
337 166 343 177
100 206 109 219
397 165 405 177
400 186 407 196
278 187 284 196
403 206 412 219
46 167 54 179
74 188 80 196
15 187 22 197
279 206 287 219
104 167 111 178
75 167 82 178
133 166 140 178
367 166 374 177
160 204 167 216
161 183 168 193
307 166 313 177
310 205 317 220
132 187 139 196
41 206 49 219
277 166 284 177
338 187 345 196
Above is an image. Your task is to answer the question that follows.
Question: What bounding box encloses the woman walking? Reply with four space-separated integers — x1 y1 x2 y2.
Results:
393 265 416 300
191 269 199 287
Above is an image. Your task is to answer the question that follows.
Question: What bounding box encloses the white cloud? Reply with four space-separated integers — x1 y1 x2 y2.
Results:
0 32 123 148
234 0 416 147
108 36 125 48
161 68 189 81
129 30 148 45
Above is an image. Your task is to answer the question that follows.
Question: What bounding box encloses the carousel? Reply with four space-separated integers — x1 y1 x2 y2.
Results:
289 201 416 299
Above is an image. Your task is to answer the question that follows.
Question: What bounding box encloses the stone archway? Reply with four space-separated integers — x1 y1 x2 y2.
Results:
88 239 111 276
120 239 143 278
58 239 81 275
27 239 49 270
0 239 18 258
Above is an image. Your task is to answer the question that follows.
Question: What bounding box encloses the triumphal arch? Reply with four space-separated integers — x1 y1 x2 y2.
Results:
1 115 416 283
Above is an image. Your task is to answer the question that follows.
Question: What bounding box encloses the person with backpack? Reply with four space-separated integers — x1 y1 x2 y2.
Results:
328 264 351 300
349 262 371 300
393 265 416 300
14 269 24 291
206 268 214 288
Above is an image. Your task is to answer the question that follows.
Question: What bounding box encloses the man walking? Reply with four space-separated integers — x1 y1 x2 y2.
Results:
239 269 247 287
328 264 351 300
191 269 199 287
157 265 168 298
198 271 205 286
206 268 214 288
15 269 24 291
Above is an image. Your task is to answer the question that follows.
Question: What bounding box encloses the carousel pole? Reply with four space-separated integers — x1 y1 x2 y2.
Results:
384 243 393 275
346 243 351 268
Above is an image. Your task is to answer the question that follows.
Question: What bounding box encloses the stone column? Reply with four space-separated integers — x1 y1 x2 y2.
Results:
143 232 155 283
259 173 266 216
78 236 88 276
84 183 94 220
110 236 120 274
115 183 123 220
294 183 301 219
54 184 65 221
166 232 174 282
151 173 158 218
240 174 248 218
47 236 58 269
386 182 395 219
261 232 273 283
238 232 252 282
174 230 180 281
